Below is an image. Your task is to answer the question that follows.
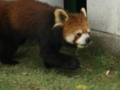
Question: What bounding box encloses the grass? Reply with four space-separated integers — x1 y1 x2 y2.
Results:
0 41 120 90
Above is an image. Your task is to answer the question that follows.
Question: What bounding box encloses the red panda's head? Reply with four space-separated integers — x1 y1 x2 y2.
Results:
54 8 90 48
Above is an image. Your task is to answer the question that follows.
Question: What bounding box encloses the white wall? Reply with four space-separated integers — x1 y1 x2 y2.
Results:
39 0 64 8
116 0 120 35
87 0 120 35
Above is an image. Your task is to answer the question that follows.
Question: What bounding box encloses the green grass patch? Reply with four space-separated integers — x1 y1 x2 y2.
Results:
0 41 120 90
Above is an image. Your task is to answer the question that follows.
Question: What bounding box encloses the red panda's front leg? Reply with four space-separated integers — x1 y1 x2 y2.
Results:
40 46 80 70
39 29 80 70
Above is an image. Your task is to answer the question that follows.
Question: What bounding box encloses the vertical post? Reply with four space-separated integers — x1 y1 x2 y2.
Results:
76 0 86 12
69 0 77 13
64 0 70 11
64 0 86 13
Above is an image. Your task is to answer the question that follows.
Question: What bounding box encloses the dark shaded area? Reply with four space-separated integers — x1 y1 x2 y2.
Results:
64 0 86 13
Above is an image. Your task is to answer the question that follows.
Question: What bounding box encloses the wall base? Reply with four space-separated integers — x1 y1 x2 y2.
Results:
90 30 120 56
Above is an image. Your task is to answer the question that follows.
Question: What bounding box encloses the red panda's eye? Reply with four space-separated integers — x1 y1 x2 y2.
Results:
88 32 90 34
76 33 81 36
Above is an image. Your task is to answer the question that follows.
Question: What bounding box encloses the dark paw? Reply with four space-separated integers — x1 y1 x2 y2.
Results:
61 57 80 70
1 60 19 65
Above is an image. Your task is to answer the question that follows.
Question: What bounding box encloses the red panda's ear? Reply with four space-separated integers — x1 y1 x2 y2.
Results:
54 9 69 27
80 7 87 17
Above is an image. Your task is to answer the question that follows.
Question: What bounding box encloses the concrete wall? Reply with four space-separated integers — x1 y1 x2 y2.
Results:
116 0 120 35
87 0 120 55
40 0 64 8
87 0 120 35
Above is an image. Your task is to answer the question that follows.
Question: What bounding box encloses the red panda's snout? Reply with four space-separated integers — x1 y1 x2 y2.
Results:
64 29 91 48
75 33 91 48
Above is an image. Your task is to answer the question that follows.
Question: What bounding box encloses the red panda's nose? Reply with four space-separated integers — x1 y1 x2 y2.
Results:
86 38 91 43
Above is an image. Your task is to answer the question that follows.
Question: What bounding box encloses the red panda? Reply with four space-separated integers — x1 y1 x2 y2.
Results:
0 0 90 70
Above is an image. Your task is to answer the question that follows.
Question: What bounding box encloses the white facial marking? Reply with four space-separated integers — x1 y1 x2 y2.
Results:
77 45 85 48
76 34 90 48
76 30 82 34
87 29 90 32
65 34 74 44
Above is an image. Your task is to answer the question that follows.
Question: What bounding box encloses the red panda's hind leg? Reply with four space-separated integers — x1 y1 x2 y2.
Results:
0 37 26 65
0 41 19 65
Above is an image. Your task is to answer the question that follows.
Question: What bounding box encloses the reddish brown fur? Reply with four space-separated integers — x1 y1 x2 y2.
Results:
63 13 90 38
0 0 56 35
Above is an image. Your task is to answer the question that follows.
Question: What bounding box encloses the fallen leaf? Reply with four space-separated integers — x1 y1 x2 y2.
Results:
106 70 110 76
76 84 87 90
